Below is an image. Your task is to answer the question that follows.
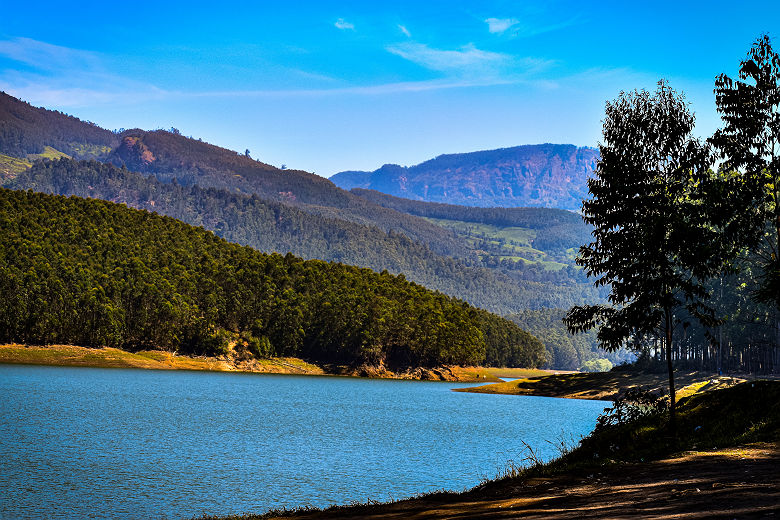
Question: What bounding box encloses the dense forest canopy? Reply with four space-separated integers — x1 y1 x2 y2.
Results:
6 158 604 314
0 187 545 368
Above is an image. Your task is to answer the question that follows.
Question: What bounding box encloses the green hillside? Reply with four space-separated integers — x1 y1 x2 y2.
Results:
0 187 545 368
7 158 604 313
108 129 471 259
0 91 117 159
0 153 31 180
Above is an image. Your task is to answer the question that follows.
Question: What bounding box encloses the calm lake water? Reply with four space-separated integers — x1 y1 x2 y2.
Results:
0 364 606 519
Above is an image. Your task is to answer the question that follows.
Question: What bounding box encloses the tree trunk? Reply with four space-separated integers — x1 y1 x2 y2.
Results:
665 306 676 435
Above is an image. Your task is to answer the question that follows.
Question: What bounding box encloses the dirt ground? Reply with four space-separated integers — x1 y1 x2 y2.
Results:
266 443 779 519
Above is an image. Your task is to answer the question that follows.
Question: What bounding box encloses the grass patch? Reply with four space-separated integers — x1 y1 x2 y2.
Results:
485 367 566 379
0 344 327 374
0 153 32 180
26 145 71 161
448 366 503 382
67 142 113 159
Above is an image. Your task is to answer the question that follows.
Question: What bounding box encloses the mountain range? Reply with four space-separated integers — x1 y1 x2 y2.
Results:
330 144 599 211
0 91 613 368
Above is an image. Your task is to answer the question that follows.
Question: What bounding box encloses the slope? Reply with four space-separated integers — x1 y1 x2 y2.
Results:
6 158 602 314
0 91 117 162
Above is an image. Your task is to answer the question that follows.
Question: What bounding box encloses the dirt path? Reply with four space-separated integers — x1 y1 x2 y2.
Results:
266 444 779 519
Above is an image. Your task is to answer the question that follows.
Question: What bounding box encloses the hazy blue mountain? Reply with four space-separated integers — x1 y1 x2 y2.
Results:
330 144 599 211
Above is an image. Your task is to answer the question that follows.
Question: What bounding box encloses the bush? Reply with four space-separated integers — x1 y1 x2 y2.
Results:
580 358 613 372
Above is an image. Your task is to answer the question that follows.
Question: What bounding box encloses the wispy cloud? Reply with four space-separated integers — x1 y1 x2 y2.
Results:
386 41 552 81
334 18 354 30
184 77 529 99
0 37 102 72
484 16 581 38
0 37 165 108
485 18 519 34
387 42 508 74
398 25 411 37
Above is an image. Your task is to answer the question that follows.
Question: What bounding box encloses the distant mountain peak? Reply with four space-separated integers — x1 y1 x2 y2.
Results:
330 144 598 211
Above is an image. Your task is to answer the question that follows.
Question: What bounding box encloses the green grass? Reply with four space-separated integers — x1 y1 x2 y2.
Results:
423 217 571 270
26 146 71 161
572 380 780 463
67 142 113 159
0 153 32 180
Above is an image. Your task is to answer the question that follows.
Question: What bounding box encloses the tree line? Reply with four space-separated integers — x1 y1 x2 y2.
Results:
564 36 780 427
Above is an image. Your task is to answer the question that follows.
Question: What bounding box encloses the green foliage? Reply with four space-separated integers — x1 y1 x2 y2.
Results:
508 308 632 370
0 187 544 368
6 158 601 315
594 387 668 429
712 35 780 309
579 358 614 373
565 81 719 350
564 81 757 425
575 381 780 463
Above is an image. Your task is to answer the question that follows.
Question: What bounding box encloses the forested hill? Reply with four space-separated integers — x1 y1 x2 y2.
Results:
0 91 117 160
7 159 600 313
350 188 592 253
0 93 467 259
330 144 598 211
0 187 546 368
0 92 604 321
105 129 470 258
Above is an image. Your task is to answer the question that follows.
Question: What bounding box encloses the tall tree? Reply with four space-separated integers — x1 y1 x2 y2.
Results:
564 81 735 431
711 35 780 309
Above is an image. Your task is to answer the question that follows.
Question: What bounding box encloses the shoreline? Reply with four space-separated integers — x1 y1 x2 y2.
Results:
0 344 545 383
230 442 779 520
455 369 754 401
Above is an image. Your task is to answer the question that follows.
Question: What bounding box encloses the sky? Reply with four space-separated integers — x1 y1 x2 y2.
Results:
1 1 779 176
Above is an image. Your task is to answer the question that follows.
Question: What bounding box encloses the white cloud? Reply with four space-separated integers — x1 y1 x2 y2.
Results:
485 18 520 34
385 41 552 81
398 25 411 37
0 37 166 108
334 18 354 30
485 16 581 38
386 42 509 74
0 37 102 72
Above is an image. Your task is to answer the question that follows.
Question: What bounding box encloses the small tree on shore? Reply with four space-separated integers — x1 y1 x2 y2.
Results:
564 81 741 431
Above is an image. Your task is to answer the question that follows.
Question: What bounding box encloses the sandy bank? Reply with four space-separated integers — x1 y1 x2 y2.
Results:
0 344 505 382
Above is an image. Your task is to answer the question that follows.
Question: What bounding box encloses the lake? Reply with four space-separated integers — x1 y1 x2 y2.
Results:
0 364 606 519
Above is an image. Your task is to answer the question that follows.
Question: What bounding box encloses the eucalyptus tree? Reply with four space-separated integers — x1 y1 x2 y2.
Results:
564 81 744 430
711 35 780 309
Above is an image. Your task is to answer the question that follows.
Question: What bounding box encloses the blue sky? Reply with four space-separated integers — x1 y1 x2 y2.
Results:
1 1 778 176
